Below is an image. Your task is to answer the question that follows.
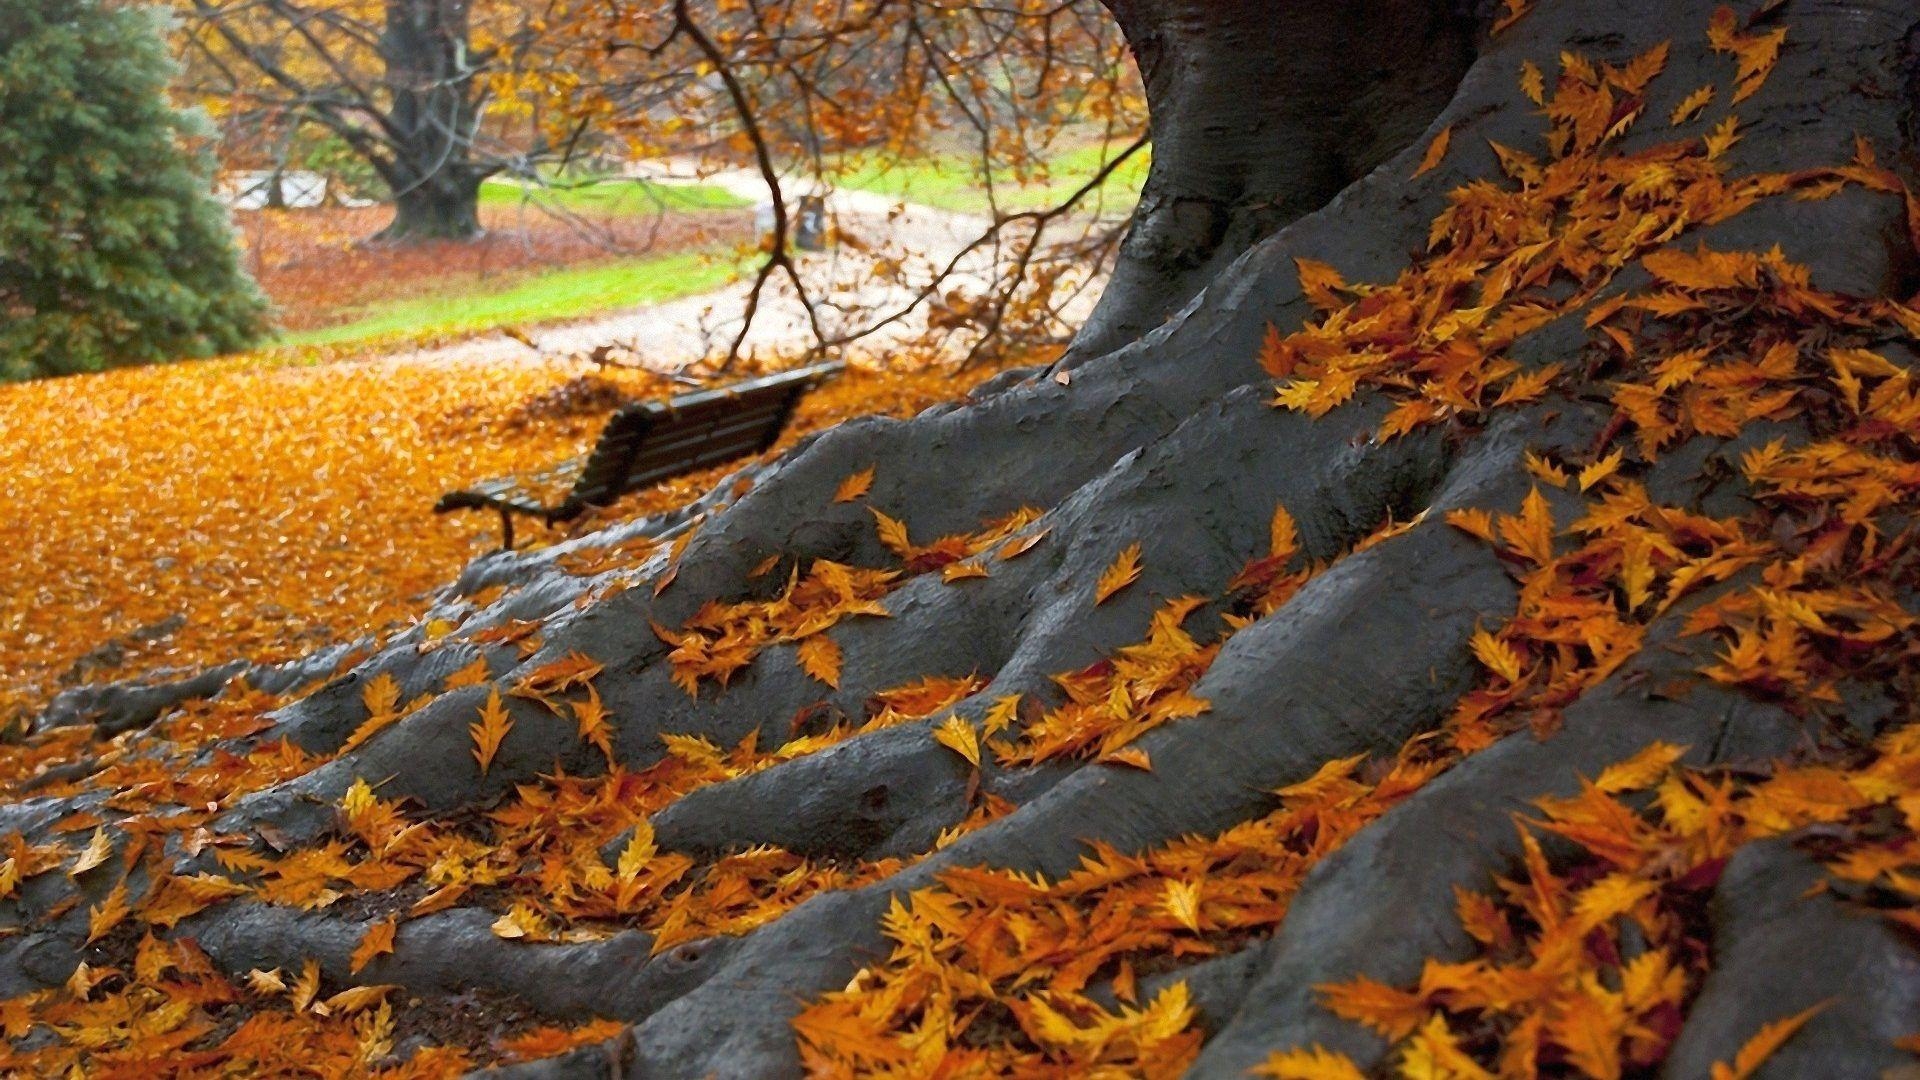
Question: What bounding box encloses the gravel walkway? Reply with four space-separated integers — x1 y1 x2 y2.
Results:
387 162 1109 372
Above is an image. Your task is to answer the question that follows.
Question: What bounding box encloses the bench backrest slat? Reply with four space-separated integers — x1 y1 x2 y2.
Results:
564 360 841 513
568 407 657 506
438 361 844 537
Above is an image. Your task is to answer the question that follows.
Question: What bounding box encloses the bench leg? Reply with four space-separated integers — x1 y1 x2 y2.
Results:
498 508 516 552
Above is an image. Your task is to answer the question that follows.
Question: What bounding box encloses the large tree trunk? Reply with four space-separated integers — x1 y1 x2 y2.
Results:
7 1 1920 1077
1070 0 1480 357
371 0 491 243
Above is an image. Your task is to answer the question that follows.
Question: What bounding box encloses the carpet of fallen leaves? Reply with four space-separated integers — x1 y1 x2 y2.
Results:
2 3 1919 1077
235 203 747 331
0 349 1026 725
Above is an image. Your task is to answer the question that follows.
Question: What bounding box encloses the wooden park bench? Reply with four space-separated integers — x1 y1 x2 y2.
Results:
436 361 844 549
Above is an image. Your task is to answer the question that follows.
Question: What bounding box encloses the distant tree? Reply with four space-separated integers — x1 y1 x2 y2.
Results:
176 0 572 242
0 0 268 380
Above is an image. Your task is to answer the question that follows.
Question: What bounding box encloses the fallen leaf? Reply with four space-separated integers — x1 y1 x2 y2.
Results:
471 689 514 775
1471 626 1525 684
69 827 112 877
1413 125 1453 178
833 467 874 503
1710 1002 1828 1080
1163 879 1203 931
350 915 397 974
1095 543 1143 605
1255 1045 1369 1080
871 507 915 560
797 635 843 689
85 879 130 943
933 715 981 769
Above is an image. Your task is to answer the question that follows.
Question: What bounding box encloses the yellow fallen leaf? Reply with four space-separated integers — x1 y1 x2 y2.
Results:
796 635 843 689
1471 626 1525 684
982 694 1022 737
322 983 395 1015
65 962 102 1001
1519 60 1546 105
616 819 657 882
1671 84 1715 125
998 528 1049 560
69 827 112 877
870 507 915 560
292 958 322 1013
933 715 981 769
1162 879 1203 932
1595 742 1690 794
1579 448 1624 491
491 903 549 941
1095 542 1143 605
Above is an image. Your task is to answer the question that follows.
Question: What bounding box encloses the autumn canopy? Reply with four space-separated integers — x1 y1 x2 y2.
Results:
3 1 1920 1078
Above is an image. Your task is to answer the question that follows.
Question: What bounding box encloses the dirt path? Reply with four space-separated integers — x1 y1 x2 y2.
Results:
386 163 1108 372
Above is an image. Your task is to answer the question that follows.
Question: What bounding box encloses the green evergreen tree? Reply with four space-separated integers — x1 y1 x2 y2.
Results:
0 0 268 380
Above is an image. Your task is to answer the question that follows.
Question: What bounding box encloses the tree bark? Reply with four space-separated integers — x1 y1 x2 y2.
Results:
378 167 486 242
370 0 492 243
9 1 1920 1077
1071 0 1480 358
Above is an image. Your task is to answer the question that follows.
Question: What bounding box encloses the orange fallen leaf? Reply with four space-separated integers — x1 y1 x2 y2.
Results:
85 879 130 944
1318 975 1429 1041
833 466 875 503
1258 322 1296 377
350 915 397 974
1710 1002 1828 1080
1671 84 1715 125
942 561 989 583
1412 125 1453 178
471 689 514 775
797 635 843 689
571 684 615 763
1294 258 1347 310
1254 1045 1368 1080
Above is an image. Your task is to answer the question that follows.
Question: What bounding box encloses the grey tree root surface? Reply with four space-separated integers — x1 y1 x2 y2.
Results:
9 1 1920 1077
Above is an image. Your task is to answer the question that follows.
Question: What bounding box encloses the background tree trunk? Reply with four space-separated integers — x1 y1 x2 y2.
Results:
371 0 491 243
7 1 1920 1076
379 167 486 242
